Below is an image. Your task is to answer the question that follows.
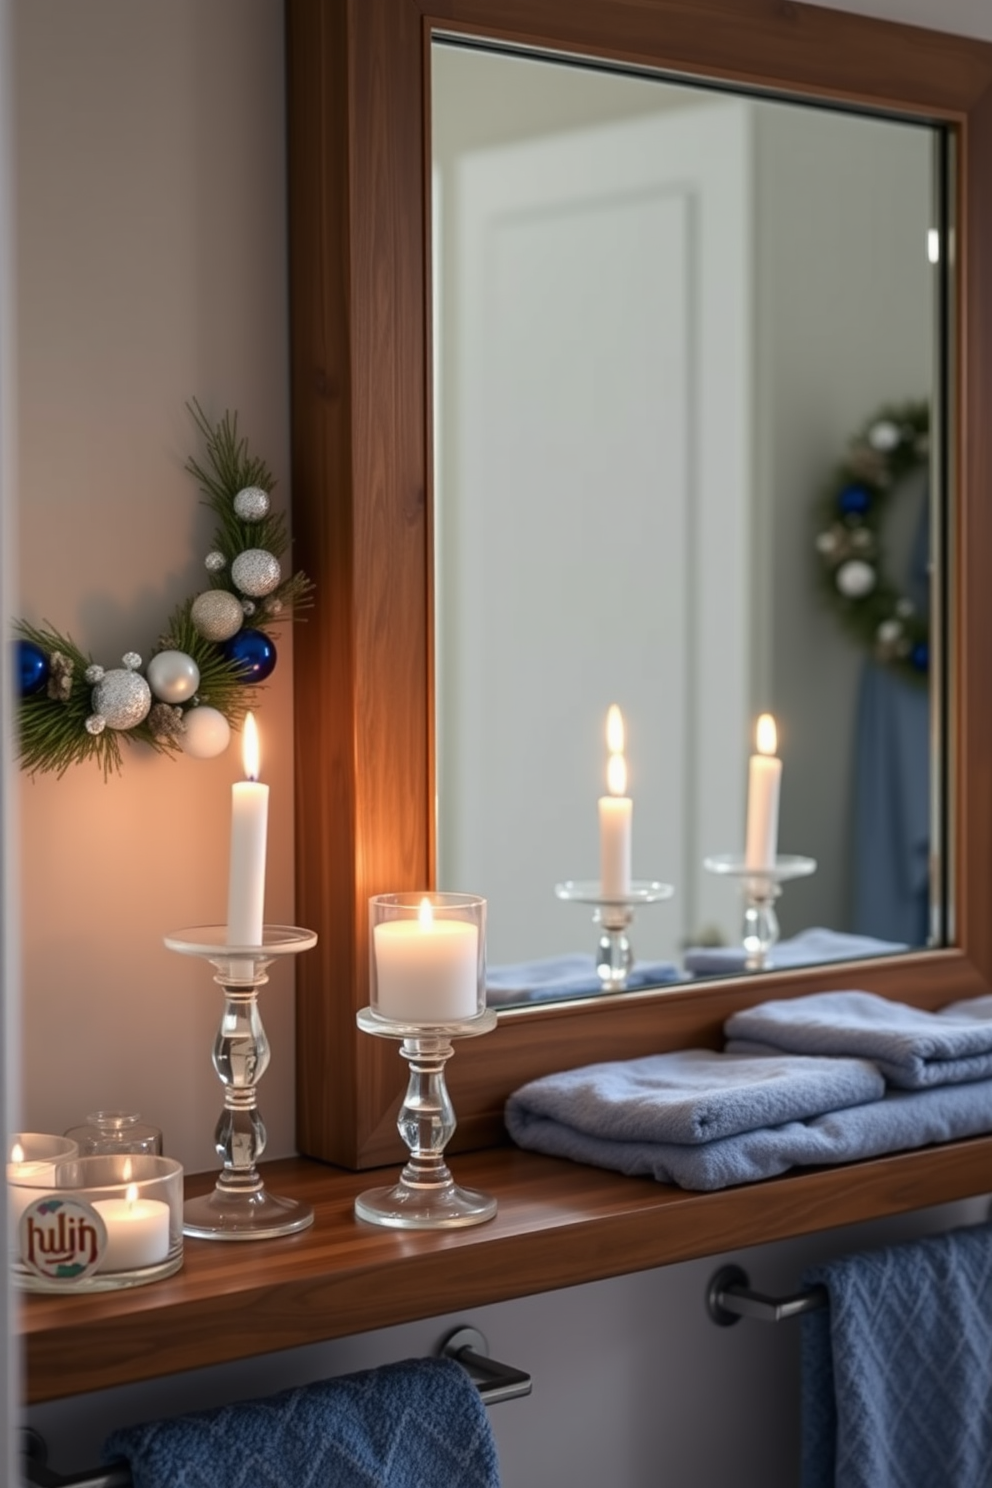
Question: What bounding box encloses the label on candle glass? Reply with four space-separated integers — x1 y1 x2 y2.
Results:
18 1196 107 1281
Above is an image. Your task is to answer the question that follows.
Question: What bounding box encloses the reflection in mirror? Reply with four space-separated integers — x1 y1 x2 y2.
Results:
431 42 943 1007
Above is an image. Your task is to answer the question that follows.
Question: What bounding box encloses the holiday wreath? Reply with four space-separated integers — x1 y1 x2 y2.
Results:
15 401 313 777
813 399 930 683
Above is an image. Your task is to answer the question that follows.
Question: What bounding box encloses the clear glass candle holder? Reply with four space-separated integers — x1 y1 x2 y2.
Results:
10 1152 183 1293
703 854 817 970
554 880 675 990
370 892 487 1023
64 1111 163 1157
7 1134 79 1248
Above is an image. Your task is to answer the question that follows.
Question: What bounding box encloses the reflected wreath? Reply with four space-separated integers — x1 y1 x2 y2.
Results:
813 400 930 683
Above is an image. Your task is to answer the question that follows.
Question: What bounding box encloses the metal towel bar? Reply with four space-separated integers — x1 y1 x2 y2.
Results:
707 1263 828 1325
22 1328 531 1488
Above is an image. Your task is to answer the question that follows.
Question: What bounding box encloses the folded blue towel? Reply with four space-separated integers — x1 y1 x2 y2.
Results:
486 953 679 1006
726 990 992 1088
802 1224 992 1488
684 927 906 976
506 1069 992 1190
102 1358 501 1488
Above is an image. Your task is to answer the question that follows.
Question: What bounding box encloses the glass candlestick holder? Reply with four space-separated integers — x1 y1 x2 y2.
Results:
554 880 675 990
358 891 494 1229
354 1006 498 1229
702 855 817 970
164 924 317 1240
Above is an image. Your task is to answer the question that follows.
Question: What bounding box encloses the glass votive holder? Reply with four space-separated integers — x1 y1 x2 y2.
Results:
64 1110 163 1157
369 892 487 1024
10 1152 183 1293
7 1133 80 1242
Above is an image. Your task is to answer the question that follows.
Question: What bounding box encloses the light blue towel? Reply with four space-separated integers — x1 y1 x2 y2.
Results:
802 1223 992 1488
683 927 906 976
726 990 992 1089
506 1066 992 1191
102 1358 501 1488
486 953 679 1006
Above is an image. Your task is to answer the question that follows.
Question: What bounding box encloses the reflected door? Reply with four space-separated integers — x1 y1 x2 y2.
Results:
435 97 756 965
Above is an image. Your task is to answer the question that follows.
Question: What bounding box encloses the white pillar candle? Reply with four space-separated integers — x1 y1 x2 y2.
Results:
7 1145 57 1235
374 899 479 1022
744 713 782 871
598 705 632 898
92 1183 171 1272
227 712 269 947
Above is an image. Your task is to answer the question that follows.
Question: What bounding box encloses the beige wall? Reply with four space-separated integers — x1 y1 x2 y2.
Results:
14 0 296 1173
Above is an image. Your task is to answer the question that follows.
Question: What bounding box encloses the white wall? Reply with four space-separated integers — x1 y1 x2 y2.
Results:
13 0 296 1176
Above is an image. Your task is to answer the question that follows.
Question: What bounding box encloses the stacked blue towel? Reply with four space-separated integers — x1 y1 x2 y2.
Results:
683 927 906 977
504 1049 899 1191
102 1358 501 1488
802 1224 992 1488
726 989 992 1088
486 953 679 1006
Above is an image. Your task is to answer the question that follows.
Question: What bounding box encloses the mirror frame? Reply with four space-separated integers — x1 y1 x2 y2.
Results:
286 0 992 1170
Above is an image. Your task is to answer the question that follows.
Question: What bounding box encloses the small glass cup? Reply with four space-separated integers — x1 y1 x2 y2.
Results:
7 1133 79 1245
11 1152 183 1293
64 1111 163 1157
369 892 487 1025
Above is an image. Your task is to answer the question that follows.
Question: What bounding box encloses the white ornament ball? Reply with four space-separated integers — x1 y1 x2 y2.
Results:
181 706 232 760
191 590 244 642
147 649 201 704
231 548 281 598
815 530 838 555
205 551 227 574
233 486 271 522
876 618 903 644
868 419 900 452
90 668 152 731
835 559 877 599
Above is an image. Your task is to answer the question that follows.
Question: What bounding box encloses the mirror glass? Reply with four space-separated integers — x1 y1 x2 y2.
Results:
431 41 944 1007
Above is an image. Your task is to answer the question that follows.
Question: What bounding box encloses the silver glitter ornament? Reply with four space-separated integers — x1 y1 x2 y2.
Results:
233 486 271 522
88 666 152 732
231 548 281 598
147 649 200 704
835 559 876 599
85 664 105 684
85 716 106 736
122 652 142 671
190 590 243 642
241 599 256 616
205 551 226 573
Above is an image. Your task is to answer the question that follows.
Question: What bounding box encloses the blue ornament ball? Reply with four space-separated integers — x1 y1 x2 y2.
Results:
17 639 49 698
838 483 871 517
910 641 929 672
221 627 277 683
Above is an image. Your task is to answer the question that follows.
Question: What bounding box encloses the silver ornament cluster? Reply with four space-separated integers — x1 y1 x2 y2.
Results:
191 589 243 642
233 486 271 521
205 550 226 573
86 653 152 734
231 548 281 598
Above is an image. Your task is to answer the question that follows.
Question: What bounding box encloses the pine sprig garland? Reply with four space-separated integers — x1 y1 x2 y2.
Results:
14 404 313 777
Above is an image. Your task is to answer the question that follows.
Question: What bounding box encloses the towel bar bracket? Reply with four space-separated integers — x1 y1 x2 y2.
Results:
707 1264 827 1326
439 1326 533 1404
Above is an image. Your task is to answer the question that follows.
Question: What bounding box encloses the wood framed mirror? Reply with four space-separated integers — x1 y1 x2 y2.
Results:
286 0 992 1170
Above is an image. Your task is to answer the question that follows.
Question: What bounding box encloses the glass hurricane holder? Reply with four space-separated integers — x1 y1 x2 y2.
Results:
358 892 494 1229
355 1007 497 1229
554 880 675 990
702 855 817 970
164 925 317 1240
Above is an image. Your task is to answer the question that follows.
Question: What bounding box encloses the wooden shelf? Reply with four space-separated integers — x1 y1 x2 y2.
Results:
20 1136 992 1404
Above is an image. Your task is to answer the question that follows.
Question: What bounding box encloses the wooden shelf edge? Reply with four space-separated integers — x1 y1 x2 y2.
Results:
19 1138 992 1404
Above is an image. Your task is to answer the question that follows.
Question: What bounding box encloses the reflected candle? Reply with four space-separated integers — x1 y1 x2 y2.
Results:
744 713 782 870
374 898 479 1022
598 705 632 898
227 712 268 947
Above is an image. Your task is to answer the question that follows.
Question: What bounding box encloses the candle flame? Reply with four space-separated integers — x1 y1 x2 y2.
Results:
125 1182 138 1207
10 1143 23 1164
606 704 625 755
242 711 261 782
756 713 777 756
418 896 434 930
607 751 627 796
